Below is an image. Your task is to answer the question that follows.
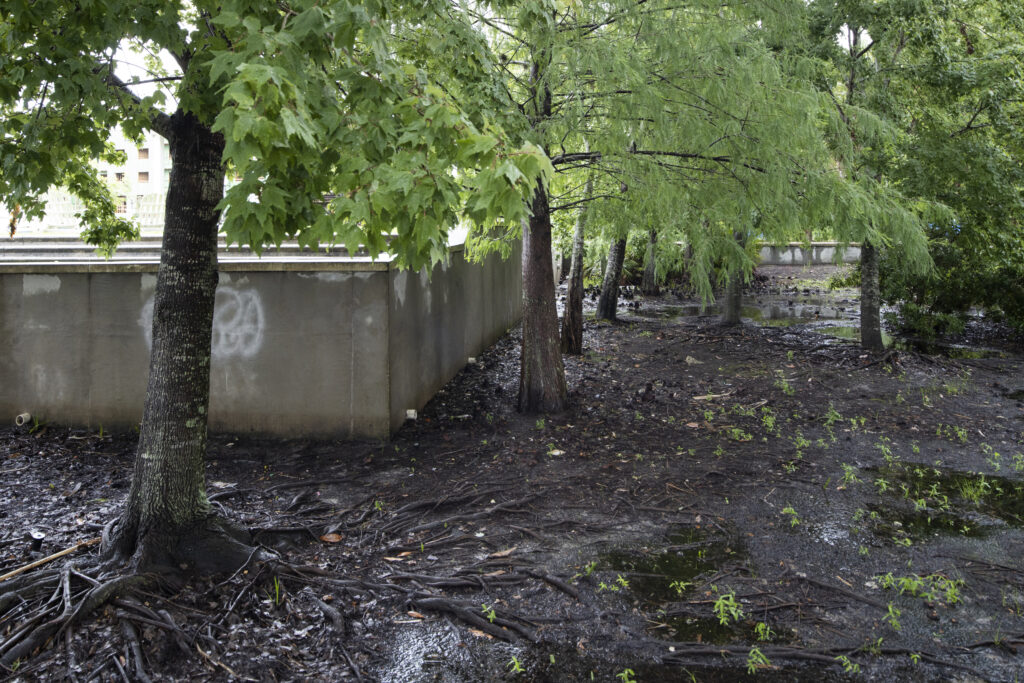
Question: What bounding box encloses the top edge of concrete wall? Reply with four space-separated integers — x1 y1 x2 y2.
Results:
0 238 468 273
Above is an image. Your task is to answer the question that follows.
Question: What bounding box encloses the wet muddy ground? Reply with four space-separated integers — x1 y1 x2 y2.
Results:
2 266 1023 681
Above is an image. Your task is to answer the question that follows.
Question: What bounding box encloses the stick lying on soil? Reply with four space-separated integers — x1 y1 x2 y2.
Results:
0 537 101 583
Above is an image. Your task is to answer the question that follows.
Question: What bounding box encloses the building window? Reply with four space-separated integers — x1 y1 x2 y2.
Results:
138 171 149 183
116 196 127 214
115 172 125 181
99 170 107 178
138 147 149 159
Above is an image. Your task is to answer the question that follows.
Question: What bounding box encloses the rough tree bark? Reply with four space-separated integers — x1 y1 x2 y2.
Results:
641 229 658 295
721 231 747 326
597 237 627 320
560 174 592 355
518 185 569 413
721 269 744 325
860 239 885 352
104 112 254 573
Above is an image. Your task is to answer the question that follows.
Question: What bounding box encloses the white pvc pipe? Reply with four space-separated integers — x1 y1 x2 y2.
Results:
15 412 31 427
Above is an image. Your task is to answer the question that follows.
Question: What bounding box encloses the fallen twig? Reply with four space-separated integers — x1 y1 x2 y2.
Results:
0 537 101 583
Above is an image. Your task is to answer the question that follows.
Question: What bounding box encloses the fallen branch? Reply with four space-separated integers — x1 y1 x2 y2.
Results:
0 537 101 583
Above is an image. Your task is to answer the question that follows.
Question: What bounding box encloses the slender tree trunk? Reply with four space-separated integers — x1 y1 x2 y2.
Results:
597 237 626 320
641 229 659 295
560 175 592 355
860 240 884 351
721 269 744 325
519 185 569 413
106 112 251 572
722 231 747 325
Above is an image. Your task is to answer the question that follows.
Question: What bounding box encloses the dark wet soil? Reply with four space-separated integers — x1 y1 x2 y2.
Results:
2 267 1024 682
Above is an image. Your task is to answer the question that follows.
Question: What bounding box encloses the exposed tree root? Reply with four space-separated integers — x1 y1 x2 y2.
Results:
409 594 539 643
0 512 279 670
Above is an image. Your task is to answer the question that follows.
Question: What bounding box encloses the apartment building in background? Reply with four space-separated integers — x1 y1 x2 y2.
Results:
2 128 172 237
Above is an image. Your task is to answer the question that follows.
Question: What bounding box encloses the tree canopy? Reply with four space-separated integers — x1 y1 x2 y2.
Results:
0 0 550 266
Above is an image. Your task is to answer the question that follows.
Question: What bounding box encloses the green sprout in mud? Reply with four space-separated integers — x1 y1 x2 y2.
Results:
670 580 693 597
824 403 841 428
876 573 963 605
732 403 757 418
1013 454 1024 473
883 603 902 631
754 621 774 642
712 590 745 625
839 463 861 487
980 443 1002 472
1001 588 1024 616
727 427 752 442
791 432 811 458
266 576 284 606
572 561 598 583
507 656 524 673
481 604 497 623
875 436 896 463
761 406 778 436
598 574 630 593
615 669 637 683
781 506 800 527
703 409 715 422
958 475 991 504
714 444 725 458
746 647 771 674
835 655 860 674
535 418 546 430
773 371 794 396
936 423 968 444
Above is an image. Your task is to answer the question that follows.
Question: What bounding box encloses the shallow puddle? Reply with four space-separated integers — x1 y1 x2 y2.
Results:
600 527 752 643
863 463 1024 541
631 297 856 326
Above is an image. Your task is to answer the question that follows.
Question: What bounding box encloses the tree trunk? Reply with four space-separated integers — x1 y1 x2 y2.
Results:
597 237 626 320
106 112 251 573
518 185 568 413
641 229 658 295
721 268 744 325
560 175 592 355
860 240 884 351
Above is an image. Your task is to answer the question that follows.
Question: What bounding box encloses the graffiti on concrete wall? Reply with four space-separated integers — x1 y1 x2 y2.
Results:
139 287 265 359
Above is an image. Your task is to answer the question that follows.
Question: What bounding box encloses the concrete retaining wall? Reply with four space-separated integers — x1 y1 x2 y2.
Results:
0 242 521 439
758 242 860 266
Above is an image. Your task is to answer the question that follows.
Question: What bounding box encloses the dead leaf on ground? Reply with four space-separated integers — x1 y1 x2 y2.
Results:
489 546 518 558
319 533 343 543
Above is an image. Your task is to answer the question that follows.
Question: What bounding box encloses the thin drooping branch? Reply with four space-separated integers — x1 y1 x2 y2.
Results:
550 193 621 212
